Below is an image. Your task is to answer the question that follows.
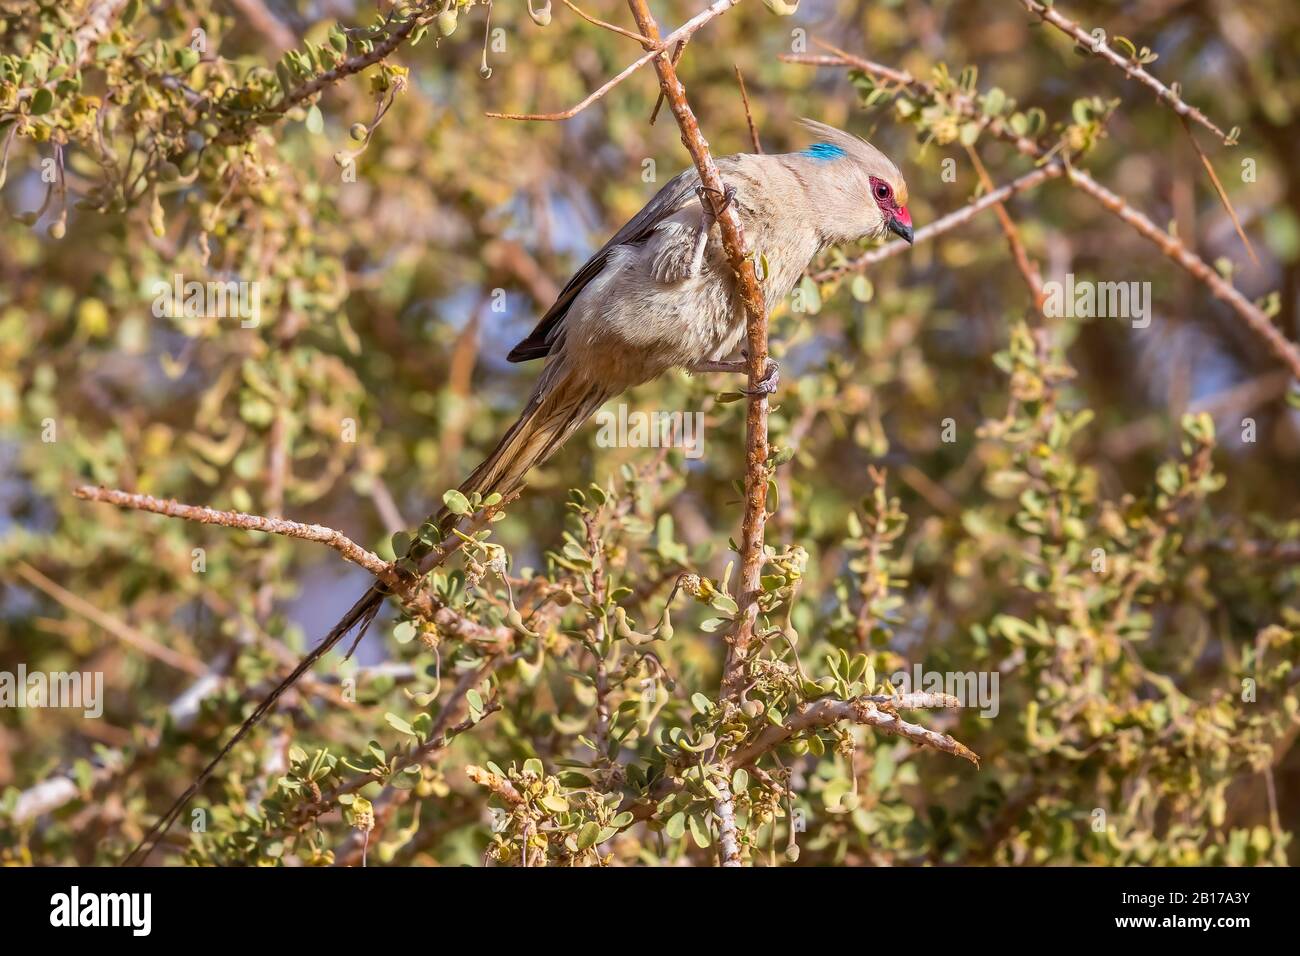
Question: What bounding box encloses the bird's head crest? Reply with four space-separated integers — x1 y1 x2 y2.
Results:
796 119 913 244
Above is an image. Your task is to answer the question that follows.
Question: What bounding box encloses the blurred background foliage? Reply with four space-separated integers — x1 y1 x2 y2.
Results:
1 0 1299 866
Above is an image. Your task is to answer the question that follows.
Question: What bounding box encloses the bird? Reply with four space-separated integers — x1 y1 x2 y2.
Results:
122 119 912 863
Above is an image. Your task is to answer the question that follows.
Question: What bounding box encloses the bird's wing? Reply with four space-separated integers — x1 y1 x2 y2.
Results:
507 167 704 362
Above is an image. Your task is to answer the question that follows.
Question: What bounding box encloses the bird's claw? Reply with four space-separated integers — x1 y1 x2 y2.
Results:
696 183 737 218
742 359 780 397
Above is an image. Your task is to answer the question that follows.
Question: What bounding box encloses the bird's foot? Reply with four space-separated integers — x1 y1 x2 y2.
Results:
695 183 737 220
741 358 780 396
687 356 780 396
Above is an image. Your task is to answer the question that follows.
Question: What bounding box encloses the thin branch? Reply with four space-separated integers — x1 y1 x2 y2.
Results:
810 163 1065 283
713 777 742 866
734 65 761 153
74 485 394 581
964 143 1046 315
1017 0 1233 145
648 39 688 125
486 0 743 121
559 0 654 45
13 561 206 677
1178 116 1258 266
624 0 771 703
266 2 436 116
466 762 525 805
1065 166 1300 380
728 695 978 770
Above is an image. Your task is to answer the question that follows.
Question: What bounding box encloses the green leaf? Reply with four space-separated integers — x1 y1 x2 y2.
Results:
541 793 569 813
384 712 415 736
305 104 324 134
29 88 54 116
443 489 471 515
577 821 601 850
688 813 711 848
390 530 412 557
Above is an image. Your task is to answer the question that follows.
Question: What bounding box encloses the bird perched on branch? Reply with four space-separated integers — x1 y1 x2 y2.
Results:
124 119 912 863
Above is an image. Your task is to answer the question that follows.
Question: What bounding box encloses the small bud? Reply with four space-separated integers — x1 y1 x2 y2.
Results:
349 122 368 142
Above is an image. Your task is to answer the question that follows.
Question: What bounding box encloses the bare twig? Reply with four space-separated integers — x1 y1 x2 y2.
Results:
1017 0 1233 145
728 695 977 770
559 0 654 45
1178 116 1258 266
648 39 688 125
1065 167 1300 379
486 0 743 121
734 65 761 153
964 143 1046 314
13 561 206 677
74 485 395 582
466 763 525 805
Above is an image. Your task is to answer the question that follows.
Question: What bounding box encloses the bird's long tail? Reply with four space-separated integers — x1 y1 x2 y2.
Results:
446 364 615 520
121 587 384 865
124 364 611 864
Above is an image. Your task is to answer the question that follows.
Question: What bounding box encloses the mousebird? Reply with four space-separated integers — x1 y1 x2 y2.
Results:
123 119 912 863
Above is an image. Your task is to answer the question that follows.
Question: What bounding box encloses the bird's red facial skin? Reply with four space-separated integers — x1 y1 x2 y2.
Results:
869 175 908 220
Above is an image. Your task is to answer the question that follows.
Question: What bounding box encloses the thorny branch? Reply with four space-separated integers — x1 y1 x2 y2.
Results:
1017 0 1234 145
727 693 978 770
621 0 770 704
486 0 745 121
74 485 395 581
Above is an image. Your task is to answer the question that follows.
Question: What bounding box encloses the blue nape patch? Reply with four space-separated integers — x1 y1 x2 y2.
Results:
803 142 846 161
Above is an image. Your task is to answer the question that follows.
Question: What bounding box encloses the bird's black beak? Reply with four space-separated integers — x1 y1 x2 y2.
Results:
887 213 914 244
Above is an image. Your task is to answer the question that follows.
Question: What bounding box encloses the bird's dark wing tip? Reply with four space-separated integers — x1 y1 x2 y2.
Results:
507 341 550 362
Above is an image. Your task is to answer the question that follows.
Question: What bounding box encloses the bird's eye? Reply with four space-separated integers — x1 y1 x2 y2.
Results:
874 182 892 202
